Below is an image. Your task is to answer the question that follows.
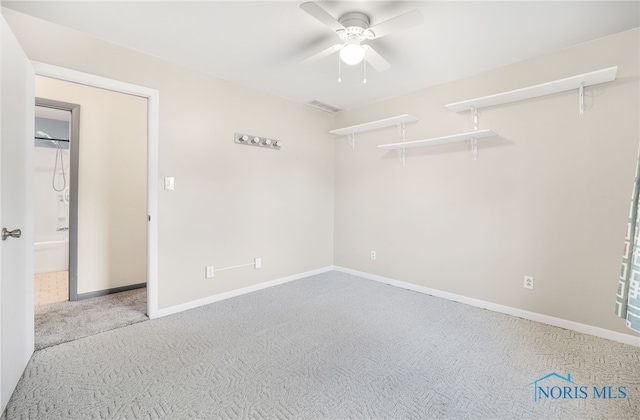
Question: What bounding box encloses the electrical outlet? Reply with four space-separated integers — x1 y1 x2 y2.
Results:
254 257 262 269
370 251 376 260
205 266 215 279
524 275 534 290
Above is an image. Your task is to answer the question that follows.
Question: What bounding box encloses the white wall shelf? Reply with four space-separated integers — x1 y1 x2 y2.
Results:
330 114 419 135
329 114 419 149
378 129 497 150
445 66 617 114
379 129 498 162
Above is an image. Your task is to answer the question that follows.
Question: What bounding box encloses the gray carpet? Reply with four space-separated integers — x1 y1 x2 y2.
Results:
6 272 640 419
35 288 148 350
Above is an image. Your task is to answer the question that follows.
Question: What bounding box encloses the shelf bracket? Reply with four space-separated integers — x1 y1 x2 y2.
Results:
578 82 584 115
347 132 355 149
471 106 478 131
471 137 478 161
470 107 479 161
397 122 407 167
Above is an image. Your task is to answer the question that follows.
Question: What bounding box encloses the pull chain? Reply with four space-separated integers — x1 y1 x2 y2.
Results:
338 55 342 83
363 59 367 84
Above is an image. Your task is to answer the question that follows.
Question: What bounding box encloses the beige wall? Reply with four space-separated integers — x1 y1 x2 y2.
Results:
333 28 639 335
4 8 335 309
36 76 148 294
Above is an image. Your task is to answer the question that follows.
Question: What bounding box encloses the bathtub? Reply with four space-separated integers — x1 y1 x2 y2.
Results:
34 236 69 274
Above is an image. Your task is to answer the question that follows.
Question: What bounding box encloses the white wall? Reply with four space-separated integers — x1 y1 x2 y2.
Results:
35 76 148 294
333 28 639 336
3 8 335 309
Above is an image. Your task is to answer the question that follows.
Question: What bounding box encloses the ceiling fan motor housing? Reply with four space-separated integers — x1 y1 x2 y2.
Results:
337 12 375 41
339 11 370 29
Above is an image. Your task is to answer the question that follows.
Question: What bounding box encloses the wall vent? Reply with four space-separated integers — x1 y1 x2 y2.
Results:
306 100 342 114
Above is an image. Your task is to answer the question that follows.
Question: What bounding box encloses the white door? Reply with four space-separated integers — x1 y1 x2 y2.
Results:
0 15 35 412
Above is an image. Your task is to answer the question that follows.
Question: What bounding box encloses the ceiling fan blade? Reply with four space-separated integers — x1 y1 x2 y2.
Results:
300 2 345 32
368 9 423 39
301 44 342 65
364 46 391 72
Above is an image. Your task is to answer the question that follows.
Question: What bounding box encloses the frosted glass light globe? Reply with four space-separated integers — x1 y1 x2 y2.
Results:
340 44 365 65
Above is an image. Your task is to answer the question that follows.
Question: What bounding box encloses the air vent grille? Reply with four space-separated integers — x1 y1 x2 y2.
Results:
306 100 342 114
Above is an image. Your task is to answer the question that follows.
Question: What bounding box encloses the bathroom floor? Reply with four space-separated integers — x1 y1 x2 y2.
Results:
34 271 69 306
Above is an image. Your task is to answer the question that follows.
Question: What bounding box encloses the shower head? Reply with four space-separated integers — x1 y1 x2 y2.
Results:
36 130 52 139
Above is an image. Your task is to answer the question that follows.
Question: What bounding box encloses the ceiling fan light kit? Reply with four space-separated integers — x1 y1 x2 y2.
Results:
339 37 365 65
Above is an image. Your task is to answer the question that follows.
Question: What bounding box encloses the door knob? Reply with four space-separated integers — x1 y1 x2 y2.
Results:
2 228 22 241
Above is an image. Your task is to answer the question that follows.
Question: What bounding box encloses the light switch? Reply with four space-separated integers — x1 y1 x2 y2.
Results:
164 177 175 191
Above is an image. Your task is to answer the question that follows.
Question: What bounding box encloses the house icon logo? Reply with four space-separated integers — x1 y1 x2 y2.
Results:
528 372 576 402
528 372 627 401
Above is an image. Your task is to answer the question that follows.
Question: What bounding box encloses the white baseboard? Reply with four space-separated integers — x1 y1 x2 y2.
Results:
156 266 335 318
334 266 640 347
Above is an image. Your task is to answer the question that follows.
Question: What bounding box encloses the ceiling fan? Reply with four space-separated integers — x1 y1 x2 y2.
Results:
300 2 424 73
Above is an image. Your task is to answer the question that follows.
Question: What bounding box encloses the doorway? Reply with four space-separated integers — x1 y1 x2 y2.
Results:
33 99 79 306
35 76 148 298
31 61 159 319
32 75 153 348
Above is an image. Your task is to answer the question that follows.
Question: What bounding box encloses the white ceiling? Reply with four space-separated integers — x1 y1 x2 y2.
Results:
4 1 639 111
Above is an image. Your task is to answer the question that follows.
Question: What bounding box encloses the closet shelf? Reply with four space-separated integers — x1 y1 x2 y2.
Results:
378 129 497 150
329 114 419 135
445 66 617 113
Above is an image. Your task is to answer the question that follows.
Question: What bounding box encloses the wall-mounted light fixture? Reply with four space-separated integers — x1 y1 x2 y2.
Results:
234 133 282 150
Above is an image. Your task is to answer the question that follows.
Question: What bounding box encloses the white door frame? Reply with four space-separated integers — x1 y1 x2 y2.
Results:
32 62 159 319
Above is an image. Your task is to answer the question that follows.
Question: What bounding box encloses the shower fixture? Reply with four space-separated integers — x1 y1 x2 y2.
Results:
51 140 67 192
36 130 68 192
36 130 51 139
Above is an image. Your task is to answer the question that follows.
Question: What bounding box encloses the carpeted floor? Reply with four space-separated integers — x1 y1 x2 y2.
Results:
34 288 148 350
6 272 640 419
